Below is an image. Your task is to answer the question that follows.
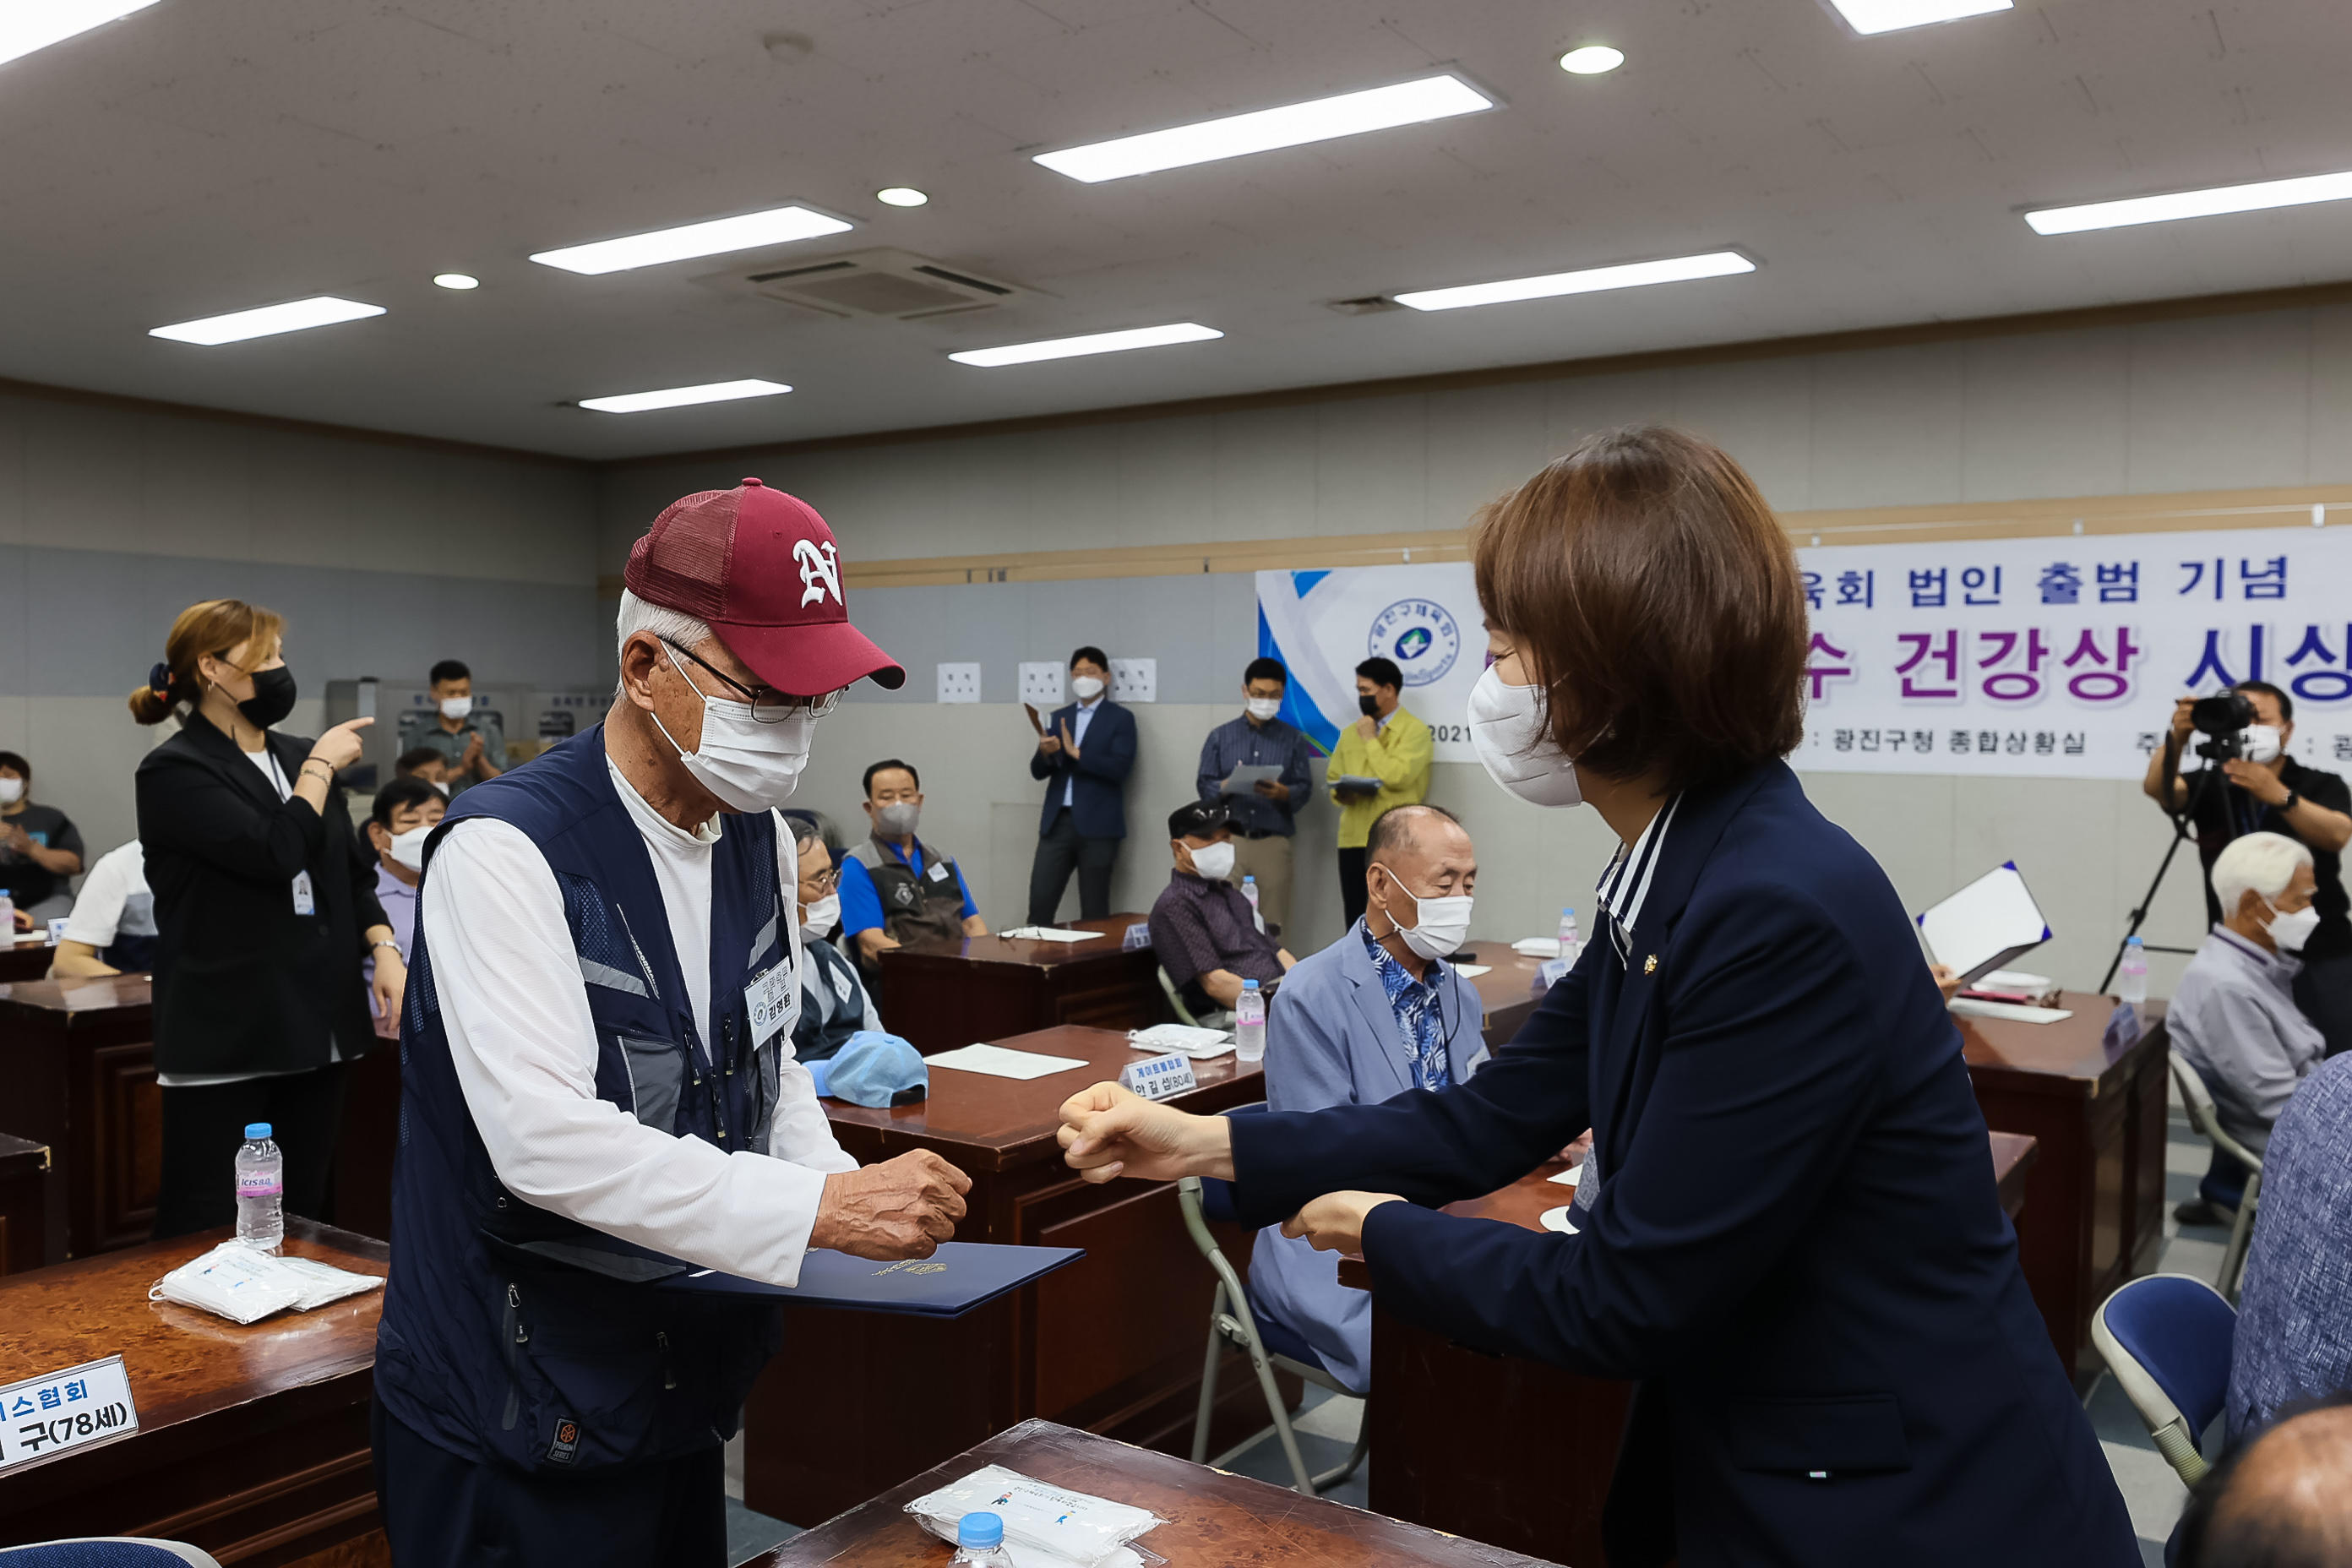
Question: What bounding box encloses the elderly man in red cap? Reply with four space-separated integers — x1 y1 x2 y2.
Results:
372 480 969 1566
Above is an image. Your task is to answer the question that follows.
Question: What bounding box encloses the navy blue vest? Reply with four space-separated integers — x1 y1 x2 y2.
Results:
374 726 796 1473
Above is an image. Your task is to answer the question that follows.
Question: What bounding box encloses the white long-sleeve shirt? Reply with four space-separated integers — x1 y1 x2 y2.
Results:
420 758 855 1287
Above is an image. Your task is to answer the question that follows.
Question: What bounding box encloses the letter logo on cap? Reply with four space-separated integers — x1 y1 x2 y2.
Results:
795 539 842 608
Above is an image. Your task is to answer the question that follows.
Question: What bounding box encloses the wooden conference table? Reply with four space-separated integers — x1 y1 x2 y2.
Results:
0 974 157 1264
1959 994 2168 1379
1455 940 1553 1045
0 942 60 984
877 914 1165 1054
1344 1132 2039 1565
0 1133 49 1277
0 1217 389 1565
754 1417 1560 1568
743 1025 1269 1529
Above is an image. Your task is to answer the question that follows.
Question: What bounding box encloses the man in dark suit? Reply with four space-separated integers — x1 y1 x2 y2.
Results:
1027 645 1137 925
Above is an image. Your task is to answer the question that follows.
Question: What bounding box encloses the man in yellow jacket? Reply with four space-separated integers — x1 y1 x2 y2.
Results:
1327 656 1433 928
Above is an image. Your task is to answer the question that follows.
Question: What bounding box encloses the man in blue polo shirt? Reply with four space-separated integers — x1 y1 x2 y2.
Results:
839 758 988 968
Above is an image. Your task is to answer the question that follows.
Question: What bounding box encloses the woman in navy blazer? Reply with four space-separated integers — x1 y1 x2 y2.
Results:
1061 428 2137 1567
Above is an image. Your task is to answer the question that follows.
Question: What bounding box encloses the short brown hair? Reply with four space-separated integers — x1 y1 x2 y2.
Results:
1473 426 1806 795
129 599 286 726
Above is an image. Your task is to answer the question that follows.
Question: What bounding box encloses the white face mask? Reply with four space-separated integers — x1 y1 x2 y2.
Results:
432 780 450 797
438 696 471 721
649 645 815 813
2242 725 2284 765
800 892 841 934
1245 697 1282 721
1467 664 1582 808
1071 675 1106 700
1377 868 1474 961
2267 899 2321 954
0 779 22 805
387 824 433 873
1186 840 1236 881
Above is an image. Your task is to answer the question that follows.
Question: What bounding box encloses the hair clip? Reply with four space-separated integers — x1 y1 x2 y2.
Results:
148 662 173 696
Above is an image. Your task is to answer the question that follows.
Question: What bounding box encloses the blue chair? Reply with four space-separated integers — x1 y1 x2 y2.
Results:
2170 1054 2265 1301
0 1543 220 1566
2091 1273 2238 1486
1176 1104 1369 1496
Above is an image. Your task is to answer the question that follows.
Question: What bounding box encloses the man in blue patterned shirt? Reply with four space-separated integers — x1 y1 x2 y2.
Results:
2226 1050 2352 1448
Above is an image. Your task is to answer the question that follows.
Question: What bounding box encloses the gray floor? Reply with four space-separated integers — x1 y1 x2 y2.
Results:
722 1093 2231 1565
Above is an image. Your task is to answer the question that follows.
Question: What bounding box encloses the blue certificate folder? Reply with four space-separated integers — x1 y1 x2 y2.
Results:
658 1243 1083 1317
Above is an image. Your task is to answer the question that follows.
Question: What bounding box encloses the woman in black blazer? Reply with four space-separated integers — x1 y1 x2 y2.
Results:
132 598 405 1239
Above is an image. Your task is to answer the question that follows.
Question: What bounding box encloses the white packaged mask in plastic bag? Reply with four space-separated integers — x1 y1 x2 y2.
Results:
905 1465 1164 1568
150 1241 384 1325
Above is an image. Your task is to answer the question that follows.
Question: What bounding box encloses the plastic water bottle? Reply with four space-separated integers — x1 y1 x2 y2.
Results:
1235 979 1266 1062
1557 906 1581 966
950 1512 1015 1566
234 1123 285 1253
0 895 15 951
2118 936 2148 1005
1241 874 1264 933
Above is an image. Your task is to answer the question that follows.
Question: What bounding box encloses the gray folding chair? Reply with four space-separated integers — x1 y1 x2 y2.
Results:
1176 1108 1367 1496
1157 965 1233 1030
2170 1054 2264 1302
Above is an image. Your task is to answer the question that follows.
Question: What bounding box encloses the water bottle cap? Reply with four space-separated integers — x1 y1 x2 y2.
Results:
2126 935 2143 947
956 1511 1004 1549
1242 978 1260 989
245 1123 272 1140
1243 874 1255 883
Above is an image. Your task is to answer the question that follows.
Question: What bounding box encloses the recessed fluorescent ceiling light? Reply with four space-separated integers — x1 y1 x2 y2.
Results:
2026 168 2352 235
433 273 480 290
0 0 161 70
1559 46 1625 74
1394 251 1756 312
149 297 386 346
875 187 929 208
1033 74 1494 183
1825 0 2011 35
531 205 852 275
950 323 1222 368
579 379 792 414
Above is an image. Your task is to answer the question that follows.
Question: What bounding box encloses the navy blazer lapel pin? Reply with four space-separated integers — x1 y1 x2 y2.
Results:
1643 955 1658 975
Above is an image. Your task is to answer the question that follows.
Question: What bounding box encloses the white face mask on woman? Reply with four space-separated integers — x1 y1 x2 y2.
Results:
648 645 814 813
1376 868 1474 961
1467 664 1582 808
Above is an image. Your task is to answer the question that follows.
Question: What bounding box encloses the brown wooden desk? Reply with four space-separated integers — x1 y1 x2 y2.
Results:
1456 941 1553 1046
1340 1130 2039 1565
874 915 1165 1054
743 1025 1269 1528
0 975 156 1263
1960 994 2167 1378
0 942 62 983
0 1217 388 1566
754 1417 1560 1568
0 1132 50 1277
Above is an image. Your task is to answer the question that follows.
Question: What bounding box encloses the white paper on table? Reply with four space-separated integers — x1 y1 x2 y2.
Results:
1217 762 1284 795
1547 1163 1584 1186
999 925 1103 944
925 1043 1094 1080
1451 962 1493 978
1538 1205 1580 1234
1512 937 1561 958
1128 1023 1234 1058
1916 863 2051 984
1946 998 2074 1025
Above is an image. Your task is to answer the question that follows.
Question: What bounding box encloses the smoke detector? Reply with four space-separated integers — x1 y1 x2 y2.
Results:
700 248 1033 321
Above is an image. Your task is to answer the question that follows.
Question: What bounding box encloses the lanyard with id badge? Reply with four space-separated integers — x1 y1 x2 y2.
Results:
291 870 315 917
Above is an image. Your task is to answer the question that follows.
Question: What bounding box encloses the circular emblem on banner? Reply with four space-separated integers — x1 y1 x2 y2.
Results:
1368 599 1461 685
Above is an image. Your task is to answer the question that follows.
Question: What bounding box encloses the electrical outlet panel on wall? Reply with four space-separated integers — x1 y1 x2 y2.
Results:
936 662 981 703
1019 662 1065 708
1109 658 1157 703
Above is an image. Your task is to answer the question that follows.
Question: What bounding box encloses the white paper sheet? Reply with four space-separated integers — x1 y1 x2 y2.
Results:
1539 1205 1580 1234
998 926 1103 944
1946 998 2074 1025
1217 762 1284 795
1512 937 1561 958
1547 1163 1585 1186
1916 863 2051 983
925 1043 1095 1081
1451 962 1493 978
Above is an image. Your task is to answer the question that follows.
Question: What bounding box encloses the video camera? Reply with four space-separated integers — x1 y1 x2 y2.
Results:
2188 689 2257 763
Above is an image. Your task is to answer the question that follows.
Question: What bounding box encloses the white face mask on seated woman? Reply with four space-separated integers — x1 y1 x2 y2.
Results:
1467 663 1584 808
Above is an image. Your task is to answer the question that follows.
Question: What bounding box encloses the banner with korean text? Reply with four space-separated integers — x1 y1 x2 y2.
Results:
1258 524 2352 779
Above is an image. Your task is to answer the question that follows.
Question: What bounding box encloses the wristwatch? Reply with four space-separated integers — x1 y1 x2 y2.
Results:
2280 789 2300 814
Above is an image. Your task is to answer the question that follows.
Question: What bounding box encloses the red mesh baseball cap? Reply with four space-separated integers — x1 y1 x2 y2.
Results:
624 478 906 693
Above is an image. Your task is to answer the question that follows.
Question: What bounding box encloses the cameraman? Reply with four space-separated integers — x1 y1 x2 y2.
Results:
2145 680 2352 1058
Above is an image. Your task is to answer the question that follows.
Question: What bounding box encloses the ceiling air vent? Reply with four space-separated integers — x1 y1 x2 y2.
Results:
704 248 1033 320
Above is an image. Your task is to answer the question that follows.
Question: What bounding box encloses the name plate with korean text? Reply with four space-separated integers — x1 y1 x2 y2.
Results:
0 1355 138 1473
1119 1052 1197 1102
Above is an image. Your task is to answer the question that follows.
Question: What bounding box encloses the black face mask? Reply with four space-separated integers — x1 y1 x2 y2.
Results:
1358 693 1381 718
237 666 297 730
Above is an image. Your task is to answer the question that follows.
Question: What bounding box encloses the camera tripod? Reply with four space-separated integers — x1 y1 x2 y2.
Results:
2099 737 2224 992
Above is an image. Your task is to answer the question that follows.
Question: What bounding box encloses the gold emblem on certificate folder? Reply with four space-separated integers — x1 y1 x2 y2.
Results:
872 1259 950 1276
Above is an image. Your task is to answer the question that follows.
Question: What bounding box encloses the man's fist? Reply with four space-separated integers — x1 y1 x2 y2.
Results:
1058 1081 1232 1184
810 1150 971 1260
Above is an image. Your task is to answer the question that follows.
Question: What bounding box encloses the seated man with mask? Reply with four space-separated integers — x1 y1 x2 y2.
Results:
838 757 988 971
2171 830 2328 1222
787 816 878 1062
1149 801 1294 1021
1245 803 1489 1391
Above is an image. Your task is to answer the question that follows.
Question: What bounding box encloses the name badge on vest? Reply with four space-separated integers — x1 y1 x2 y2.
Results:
926 862 950 884
745 964 792 1048
291 870 315 917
